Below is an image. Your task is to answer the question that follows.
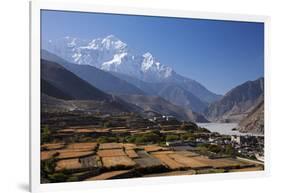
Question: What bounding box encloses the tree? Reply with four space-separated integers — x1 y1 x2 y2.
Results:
208 144 222 154
197 127 211 133
67 176 79 182
180 122 198 132
166 134 179 141
97 136 117 143
41 158 56 174
225 144 235 156
41 126 51 143
197 146 208 155
103 121 112 128
48 172 68 183
180 132 195 141
133 132 161 144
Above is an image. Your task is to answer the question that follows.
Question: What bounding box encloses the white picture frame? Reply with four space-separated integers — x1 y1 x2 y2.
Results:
30 1 271 192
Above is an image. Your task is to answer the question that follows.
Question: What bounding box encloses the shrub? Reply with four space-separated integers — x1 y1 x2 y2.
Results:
48 172 68 183
67 176 79 182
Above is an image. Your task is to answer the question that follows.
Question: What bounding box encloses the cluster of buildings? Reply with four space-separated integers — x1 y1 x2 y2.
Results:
165 131 264 162
231 135 264 161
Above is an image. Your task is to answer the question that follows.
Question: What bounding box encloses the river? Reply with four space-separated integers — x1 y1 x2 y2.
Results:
197 123 262 136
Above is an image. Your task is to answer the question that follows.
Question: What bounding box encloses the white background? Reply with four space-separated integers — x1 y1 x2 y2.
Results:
0 0 280 192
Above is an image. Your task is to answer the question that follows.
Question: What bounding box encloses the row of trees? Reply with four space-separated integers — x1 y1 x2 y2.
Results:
197 143 236 157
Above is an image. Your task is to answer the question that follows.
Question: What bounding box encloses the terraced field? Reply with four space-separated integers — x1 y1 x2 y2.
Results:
41 142 263 182
97 149 126 157
102 156 136 169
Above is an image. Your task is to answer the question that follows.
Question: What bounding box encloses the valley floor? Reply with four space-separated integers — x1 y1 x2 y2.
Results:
40 112 264 183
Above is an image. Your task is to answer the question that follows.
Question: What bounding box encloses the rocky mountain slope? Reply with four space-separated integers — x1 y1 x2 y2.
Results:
41 59 142 113
239 100 264 134
204 78 264 122
118 94 208 122
156 83 208 113
111 72 209 113
41 59 207 122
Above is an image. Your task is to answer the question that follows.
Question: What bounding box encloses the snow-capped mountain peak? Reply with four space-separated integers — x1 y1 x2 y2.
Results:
86 35 127 51
102 35 126 48
142 52 157 70
43 35 174 82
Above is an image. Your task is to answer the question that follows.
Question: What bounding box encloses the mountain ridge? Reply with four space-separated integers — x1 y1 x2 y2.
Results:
41 49 146 96
41 59 144 114
43 35 221 104
204 77 264 123
41 59 112 101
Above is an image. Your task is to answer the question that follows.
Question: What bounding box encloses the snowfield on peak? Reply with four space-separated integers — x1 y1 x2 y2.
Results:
44 35 173 82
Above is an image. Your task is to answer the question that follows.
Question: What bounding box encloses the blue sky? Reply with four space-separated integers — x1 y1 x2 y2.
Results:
41 10 264 95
